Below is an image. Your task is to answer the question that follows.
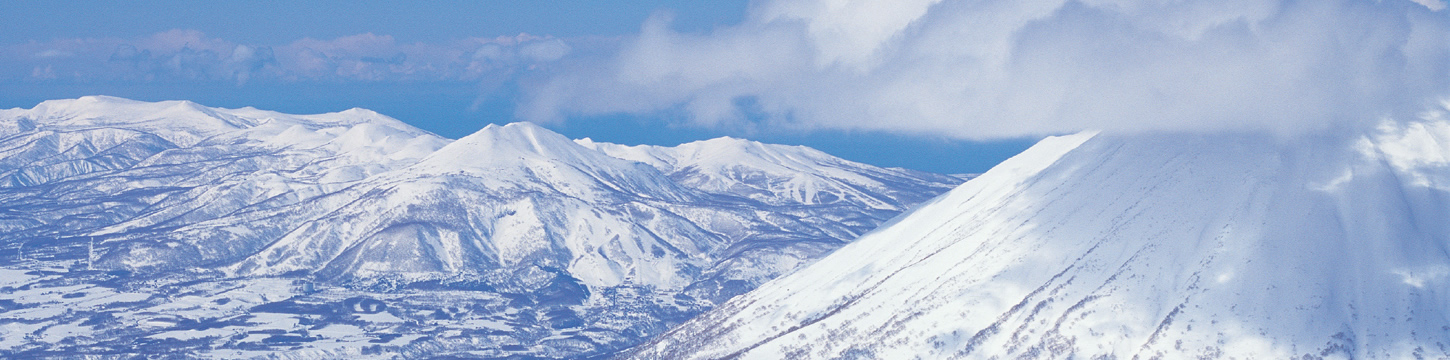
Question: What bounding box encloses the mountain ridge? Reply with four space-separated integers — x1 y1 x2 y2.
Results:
0 96 963 359
623 117 1450 359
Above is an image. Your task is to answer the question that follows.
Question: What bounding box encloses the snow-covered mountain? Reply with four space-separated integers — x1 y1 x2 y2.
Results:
578 136 957 209
0 96 961 358
1 96 448 271
625 115 1450 359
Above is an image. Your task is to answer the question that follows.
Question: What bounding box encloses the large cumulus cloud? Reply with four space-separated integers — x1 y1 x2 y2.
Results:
521 0 1450 138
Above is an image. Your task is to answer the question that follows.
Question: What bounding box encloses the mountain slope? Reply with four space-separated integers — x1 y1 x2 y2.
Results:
580 137 969 300
578 136 963 209
0 96 449 270
625 118 1450 359
233 122 716 288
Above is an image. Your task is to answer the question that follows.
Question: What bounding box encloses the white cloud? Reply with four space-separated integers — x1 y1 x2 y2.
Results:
1412 0 1447 11
30 65 56 79
522 0 1450 139
755 0 944 70
519 39 572 62
33 49 73 59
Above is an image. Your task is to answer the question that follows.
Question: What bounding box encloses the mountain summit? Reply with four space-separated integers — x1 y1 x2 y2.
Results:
627 117 1450 359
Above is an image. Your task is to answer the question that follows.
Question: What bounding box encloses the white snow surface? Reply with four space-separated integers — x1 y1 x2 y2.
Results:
224 119 959 293
416 122 693 201
626 117 1450 359
580 136 944 208
1 95 439 151
0 97 956 293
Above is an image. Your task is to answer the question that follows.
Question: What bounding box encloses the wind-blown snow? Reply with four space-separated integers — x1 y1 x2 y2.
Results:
625 114 1450 359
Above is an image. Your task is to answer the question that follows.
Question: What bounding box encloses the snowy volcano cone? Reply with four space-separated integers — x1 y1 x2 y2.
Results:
624 120 1450 359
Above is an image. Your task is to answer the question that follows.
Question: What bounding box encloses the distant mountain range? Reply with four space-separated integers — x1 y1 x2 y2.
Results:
0 96 963 358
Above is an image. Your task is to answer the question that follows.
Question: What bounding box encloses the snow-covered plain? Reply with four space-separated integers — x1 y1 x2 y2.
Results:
625 112 1450 359
0 96 960 358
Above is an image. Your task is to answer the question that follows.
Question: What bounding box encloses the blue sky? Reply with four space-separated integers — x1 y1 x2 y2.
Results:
2 1 748 43
6 1 1444 174
0 0 1032 174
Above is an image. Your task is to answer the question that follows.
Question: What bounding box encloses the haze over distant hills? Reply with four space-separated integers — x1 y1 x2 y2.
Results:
0 96 962 358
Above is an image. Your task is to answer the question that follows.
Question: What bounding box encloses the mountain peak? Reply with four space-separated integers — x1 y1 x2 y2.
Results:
450 121 579 159
405 121 691 201
35 96 203 114
317 107 385 122
678 136 817 163
420 121 625 174
626 123 1450 359
73 95 143 105
6 97 442 147
581 136 961 208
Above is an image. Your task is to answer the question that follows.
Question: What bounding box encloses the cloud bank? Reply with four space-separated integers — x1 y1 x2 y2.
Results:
2 29 571 86
521 0 1450 138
